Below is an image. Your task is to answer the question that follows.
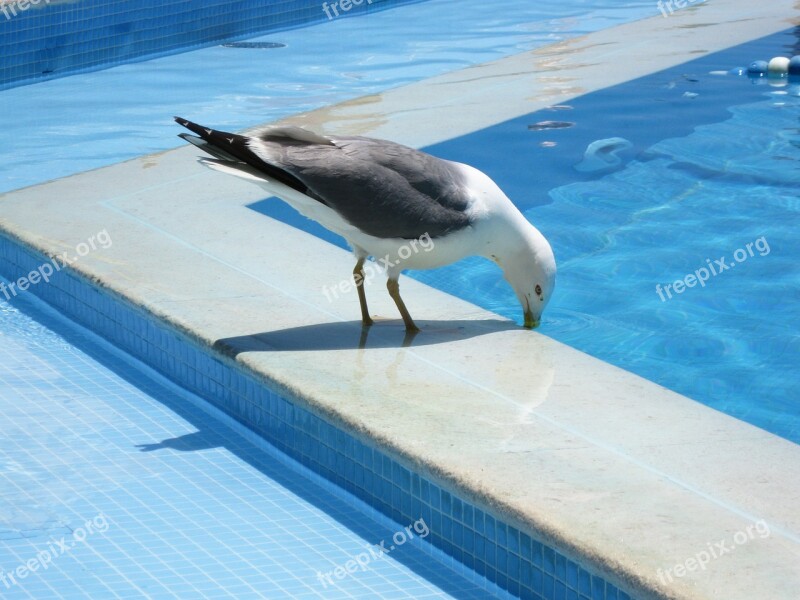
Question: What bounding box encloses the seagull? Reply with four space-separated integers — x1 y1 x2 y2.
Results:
175 117 556 332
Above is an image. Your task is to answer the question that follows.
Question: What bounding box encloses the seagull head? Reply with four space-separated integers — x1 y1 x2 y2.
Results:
462 163 557 329
496 224 556 329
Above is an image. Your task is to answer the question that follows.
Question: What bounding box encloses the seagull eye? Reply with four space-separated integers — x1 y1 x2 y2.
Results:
535 284 543 296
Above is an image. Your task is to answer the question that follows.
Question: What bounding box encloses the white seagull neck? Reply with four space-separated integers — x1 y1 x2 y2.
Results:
454 161 549 266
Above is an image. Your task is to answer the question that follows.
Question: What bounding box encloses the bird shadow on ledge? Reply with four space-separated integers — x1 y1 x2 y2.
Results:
213 318 520 355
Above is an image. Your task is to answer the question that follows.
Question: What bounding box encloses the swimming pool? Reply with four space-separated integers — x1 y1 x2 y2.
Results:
0 277 514 599
2 2 798 599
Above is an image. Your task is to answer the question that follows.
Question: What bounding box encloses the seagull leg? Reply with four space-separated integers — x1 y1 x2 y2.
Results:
353 258 373 327
387 278 420 333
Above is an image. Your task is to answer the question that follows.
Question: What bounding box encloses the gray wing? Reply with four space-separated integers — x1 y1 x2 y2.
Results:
250 132 473 239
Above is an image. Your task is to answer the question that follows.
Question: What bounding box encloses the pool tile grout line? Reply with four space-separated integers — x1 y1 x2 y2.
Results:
0 232 635 600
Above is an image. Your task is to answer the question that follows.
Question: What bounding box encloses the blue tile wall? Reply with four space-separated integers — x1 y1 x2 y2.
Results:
0 232 636 600
0 0 417 90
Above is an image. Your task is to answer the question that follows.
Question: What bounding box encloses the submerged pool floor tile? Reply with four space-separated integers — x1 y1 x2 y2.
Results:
0 284 503 600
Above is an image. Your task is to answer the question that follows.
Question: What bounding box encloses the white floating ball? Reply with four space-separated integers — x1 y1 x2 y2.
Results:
767 57 790 76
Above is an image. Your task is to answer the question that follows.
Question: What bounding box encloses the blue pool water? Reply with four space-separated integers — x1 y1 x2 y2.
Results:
0 0 657 194
0 280 511 599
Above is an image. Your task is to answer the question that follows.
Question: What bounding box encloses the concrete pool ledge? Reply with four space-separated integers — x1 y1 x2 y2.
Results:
2 2 800 599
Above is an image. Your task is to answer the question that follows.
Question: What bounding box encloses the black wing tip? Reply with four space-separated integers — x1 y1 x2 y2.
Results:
173 116 307 194
174 116 207 138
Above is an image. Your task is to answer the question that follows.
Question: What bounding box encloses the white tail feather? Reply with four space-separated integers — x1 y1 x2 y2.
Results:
198 158 269 183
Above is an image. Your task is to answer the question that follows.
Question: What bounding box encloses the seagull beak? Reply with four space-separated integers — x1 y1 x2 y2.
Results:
523 308 540 329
